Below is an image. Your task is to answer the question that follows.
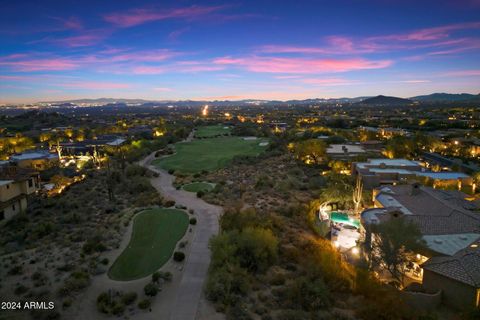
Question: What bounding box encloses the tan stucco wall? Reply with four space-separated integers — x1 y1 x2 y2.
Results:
423 269 477 310
1 196 27 220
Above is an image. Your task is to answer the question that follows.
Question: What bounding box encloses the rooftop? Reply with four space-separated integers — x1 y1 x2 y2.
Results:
422 247 480 287
327 144 366 154
10 151 58 161
0 180 14 187
362 184 480 255
359 158 420 167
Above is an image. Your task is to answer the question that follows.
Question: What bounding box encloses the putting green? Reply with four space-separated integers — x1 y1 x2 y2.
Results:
108 208 189 281
195 125 231 138
153 136 268 174
183 182 215 193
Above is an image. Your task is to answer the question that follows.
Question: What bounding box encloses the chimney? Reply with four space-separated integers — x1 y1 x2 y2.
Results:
410 182 421 196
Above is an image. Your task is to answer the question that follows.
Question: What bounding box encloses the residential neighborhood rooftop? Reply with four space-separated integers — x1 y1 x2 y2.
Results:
362 184 480 256
422 247 480 287
10 151 58 161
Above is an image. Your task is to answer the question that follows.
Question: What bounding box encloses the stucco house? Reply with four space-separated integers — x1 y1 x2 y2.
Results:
361 184 480 310
9 150 59 171
0 167 39 221
352 158 472 190
422 247 480 310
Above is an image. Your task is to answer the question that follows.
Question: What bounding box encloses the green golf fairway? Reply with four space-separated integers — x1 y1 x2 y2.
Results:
194 125 231 138
183 182 215 193
153 136 268 174
108 208 189 281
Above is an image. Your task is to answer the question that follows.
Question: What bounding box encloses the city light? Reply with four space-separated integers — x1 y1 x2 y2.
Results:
202 105 209 116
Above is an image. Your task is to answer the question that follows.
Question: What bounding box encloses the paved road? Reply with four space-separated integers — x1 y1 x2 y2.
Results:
140 152 223 320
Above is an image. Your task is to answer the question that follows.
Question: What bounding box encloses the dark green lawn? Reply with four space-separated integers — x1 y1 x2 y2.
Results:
194 125 231 138
182 182 215 193
152 136 268 174
108 208 189 281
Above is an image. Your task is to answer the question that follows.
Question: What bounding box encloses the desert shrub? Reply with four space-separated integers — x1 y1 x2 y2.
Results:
8 265 23 275
173 251 185 262
164 200 175 207
100 258 109 265
355 289 412 320
96 292 111 313
29 310 60 320
82 236 107 254
235 228 278 273
267 268 287 286
189 217 197 225
58 270 90 295
286 276 331 311
125 164 147 177
220 208 271 232
121 292 137 305
196 190 205 198
31 271 48 287
206 264 250 307
14 284 29 295
128 176 151 193
302 239 355 292
138 299 151 310
32 222 55 240
62 298 73 309
152 271 172 283
144 283 158 296
226 303 252 320
277 309 310 320
111 302 125 315
57 263 74 272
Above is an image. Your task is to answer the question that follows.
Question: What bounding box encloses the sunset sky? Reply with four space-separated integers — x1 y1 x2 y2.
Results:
1 0 480 103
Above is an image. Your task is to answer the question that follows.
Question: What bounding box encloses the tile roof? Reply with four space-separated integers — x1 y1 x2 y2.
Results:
364 184 480 254
375 185 480 233
422 247 480 287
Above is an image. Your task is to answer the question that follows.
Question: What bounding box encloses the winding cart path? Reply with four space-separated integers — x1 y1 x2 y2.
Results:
139 149 223 320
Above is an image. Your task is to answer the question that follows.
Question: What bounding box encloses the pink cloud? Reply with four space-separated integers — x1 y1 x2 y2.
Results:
153 87 172 92
441 69 480 77
104 5 227 27
301 78 359 86
259 45 330 54
52 31 109 47
168 27 190 41
274 75 302 79
30 28 112 48
213 56 392 73
427 39 480 55
50 16 83 30
261 22 480 57
0 56 78 72
175 61 224 72
61 81 131 90
132 66 165 74
0 75 34 81
397 80 431 83
110 50 175 62
382 21 480 41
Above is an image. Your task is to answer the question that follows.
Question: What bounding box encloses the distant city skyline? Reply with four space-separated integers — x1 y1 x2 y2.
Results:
1 0 480 103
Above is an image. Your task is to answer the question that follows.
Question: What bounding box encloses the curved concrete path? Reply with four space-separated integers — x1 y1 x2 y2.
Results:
140 151 223 320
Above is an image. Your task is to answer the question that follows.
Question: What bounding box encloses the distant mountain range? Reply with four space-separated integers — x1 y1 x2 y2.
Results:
410 93 480 102
36 93 480 107
40 98 166 105
359 95 413 106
